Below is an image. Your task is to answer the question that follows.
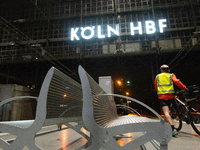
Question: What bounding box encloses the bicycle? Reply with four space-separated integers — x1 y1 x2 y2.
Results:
169 85 200 135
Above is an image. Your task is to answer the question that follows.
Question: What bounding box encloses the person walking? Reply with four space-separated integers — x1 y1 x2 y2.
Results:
154 64 187 137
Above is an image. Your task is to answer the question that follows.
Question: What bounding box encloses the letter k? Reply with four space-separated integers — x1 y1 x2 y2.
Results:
71 28 80 41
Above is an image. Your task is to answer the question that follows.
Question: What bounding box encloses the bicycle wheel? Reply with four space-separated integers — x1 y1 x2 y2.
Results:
170 106 182 131
189 102 200 135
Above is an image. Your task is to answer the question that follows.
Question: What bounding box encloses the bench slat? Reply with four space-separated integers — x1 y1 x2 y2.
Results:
46 68 82 121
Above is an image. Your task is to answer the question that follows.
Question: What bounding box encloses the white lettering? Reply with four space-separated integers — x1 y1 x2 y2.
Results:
71 28 80 41
130 22 142 35
159 19 167 33
107 24 119 37
98 25 105 38
81 26 95 40
70 19 167 41
145 21 156 34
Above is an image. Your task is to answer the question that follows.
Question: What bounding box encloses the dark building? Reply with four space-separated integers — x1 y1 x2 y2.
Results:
0 0 200 116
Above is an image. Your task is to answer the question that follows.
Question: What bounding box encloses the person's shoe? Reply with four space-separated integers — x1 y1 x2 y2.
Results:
172 129 179 138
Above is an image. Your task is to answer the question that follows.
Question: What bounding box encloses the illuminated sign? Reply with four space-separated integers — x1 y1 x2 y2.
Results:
71 19 167 41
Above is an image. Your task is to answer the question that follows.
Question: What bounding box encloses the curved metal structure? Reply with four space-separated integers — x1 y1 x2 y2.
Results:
78 65 172 150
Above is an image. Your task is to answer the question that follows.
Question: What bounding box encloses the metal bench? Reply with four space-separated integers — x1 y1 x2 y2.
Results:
0 67 84 150
78 65 172 150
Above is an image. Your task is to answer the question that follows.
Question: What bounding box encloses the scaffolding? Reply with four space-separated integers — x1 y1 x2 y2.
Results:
0 0 200 64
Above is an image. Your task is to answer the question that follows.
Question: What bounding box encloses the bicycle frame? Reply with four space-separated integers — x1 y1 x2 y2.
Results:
173 96 200 124
172 87 200 135
174 96 198 112
174 97 189 112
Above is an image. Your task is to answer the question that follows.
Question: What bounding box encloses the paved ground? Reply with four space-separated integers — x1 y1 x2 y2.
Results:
0 120 200 150
168 120 200 150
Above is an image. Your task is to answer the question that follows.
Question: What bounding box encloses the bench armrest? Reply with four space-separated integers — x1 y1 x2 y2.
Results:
0 96 38 107
94 94 164 122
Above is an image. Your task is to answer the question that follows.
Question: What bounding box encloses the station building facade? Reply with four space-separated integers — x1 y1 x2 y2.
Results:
0 0 200 63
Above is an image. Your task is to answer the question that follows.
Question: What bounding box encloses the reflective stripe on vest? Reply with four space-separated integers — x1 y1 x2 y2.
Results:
156 73 175 94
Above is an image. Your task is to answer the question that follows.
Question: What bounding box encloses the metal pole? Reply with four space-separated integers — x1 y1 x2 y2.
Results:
188 0 197 31
151 0 160 72
80 0 83 60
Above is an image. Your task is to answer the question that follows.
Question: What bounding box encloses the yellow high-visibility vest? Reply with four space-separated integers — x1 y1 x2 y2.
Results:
156 73 175 94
